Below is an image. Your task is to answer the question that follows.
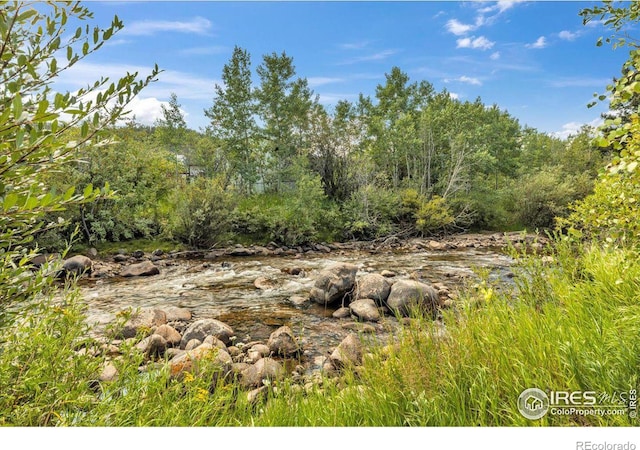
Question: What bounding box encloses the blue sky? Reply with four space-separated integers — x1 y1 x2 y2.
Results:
54 1 637 139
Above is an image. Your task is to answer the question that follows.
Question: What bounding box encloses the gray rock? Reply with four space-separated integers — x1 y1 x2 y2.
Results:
380 270 396 278
180 318 234 348
332 307 351 319
120 261 159 277
309 263 358 306
98 363 118 382
250 343 271 357
169 343 232 379
162 306 192 322
59 255 93 278
119 308 167 339
247 386 269 404
254 357 283 383
203 335 229 352
386 280 440 318
184 339 202 351
329 333 363 369
267 326 300 357
349 298 381 322
135 334 167 358
356 273 391 304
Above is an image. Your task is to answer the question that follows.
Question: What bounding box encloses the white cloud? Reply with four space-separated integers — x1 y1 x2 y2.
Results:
551 118 602 140
181 45 228 56
558 30 578 41
338 49 399 65
121 16 212 36
339 40 371 50
457 36 495 50
526 36 547 49
449 92 460 100
121 96 169 125
446 19 475 36
490 51 501 60
445 75 482 86
307 77 344 87
54 61 219 102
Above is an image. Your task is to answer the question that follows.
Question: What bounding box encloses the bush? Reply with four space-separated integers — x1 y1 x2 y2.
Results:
415 195 454 235
342 184 402 239
166 178 236 248
509 167 577 229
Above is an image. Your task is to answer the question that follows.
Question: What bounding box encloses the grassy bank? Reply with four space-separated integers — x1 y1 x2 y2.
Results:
1 239 638 426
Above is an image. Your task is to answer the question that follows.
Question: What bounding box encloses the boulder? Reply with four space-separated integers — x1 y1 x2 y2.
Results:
169 343 232 379
254 357 283 383
355 273 391 304
332 307 351 319
329 334 363 369
59 255 93 278
180 318 234 348
386 280 441 318
120 261 159 277
267 326 300 357
98 362 118 382
309 263 358 306
119 308 167 339
135 334 167 358
154 324 182 347
349 298 381 322
184 339 202 351
162 306 192 322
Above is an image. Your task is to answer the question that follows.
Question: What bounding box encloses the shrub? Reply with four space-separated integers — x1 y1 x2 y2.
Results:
415 195 454 235
166 178 236 248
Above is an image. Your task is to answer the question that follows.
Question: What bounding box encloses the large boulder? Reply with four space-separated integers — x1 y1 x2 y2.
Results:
349 298 381 322
59 255 93 278
154 324 182 347
180 318 234 348
386 280 440 318
120 261 159 277
309 263 358 306
267 325 300 357
355 273 391 304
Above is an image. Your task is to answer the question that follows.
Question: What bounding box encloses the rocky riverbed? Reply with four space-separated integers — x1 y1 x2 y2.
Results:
52 232 545 397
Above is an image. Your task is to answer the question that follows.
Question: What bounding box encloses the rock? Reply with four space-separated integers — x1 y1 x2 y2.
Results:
247 386 269 404
132 250 145 259
154 324 182 347
267 326 300 357
169 343 232 379
254 357 283 383
329 334 363 369
152 249 164 257
386 280 440 318
113 254 129 263
98 363 118 382
227 247 255 257
184 339 202 351
428 240 446 250
87 248 98 258
120 261 159 277
355 273 391 304
135 334 167 358
309 263 358 306
254 276 277 290
250 343 271 358
349 298 381 322
165 348 185 360
289 295 308 307
180 318 234 348
380 270 396 278
203 335 228 353
162 306 192 322
332 307 351 319
119 308 167 339
59 255 93 278
341 322 377 333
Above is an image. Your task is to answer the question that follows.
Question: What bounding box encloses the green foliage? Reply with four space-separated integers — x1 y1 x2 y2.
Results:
166 178 236 249
509 167 579 229
342 184 402 239
415 195 454 235
232 166 339 246
0 1 157 309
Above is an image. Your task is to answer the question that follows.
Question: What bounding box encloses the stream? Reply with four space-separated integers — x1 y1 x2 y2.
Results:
78 246 513 363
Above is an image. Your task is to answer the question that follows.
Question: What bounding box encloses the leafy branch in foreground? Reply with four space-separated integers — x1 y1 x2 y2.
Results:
0 1 159 311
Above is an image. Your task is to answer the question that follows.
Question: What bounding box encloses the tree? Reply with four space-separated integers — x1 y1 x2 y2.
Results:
155 92 188 154
255 51 316 191
0 1 159 314
205 46 258 192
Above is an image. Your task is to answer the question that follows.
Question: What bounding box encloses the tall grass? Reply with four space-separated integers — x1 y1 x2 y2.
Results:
0 240 638 426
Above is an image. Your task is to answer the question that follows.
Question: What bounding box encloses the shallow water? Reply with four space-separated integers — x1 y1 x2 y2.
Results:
79 247 513 364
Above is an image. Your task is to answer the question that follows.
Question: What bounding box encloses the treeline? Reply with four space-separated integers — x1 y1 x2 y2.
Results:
39 47 607 250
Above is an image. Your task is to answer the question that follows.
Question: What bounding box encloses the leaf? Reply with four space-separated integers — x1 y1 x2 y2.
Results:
12 94 23 120
83 184 93 199
3 193 18 211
